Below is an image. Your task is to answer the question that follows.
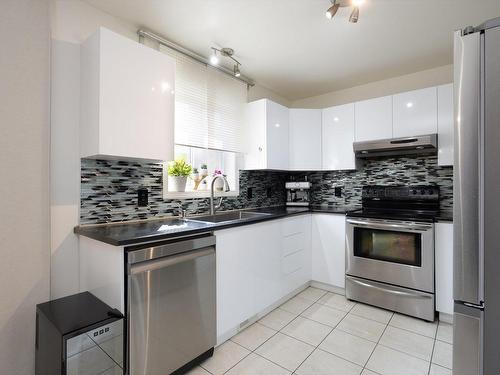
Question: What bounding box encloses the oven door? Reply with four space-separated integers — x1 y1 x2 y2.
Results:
346 218 434 293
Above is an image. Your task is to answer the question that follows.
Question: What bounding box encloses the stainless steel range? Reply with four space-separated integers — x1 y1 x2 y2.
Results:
345 185 440 321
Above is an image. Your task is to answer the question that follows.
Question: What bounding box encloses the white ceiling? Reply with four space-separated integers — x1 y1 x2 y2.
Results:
83 0 500 100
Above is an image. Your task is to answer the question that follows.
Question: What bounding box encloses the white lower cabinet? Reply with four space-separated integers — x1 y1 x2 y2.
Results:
215 215 311 342
435 222 454 315
311 214 346 288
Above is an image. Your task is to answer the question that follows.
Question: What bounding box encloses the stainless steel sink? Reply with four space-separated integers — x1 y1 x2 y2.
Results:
188 211 271 224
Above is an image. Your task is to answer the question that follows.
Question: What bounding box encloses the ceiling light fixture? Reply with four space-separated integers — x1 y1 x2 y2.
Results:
209 47 244 78
349 6 359 23
325 0 364 23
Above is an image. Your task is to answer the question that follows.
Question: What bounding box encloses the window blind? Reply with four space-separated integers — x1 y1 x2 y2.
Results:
160 45 246 153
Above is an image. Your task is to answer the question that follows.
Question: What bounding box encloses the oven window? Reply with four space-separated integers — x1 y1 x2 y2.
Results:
353 228 422 266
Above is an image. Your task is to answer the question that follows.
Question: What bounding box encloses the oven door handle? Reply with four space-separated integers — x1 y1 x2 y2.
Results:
348 277 433 300
346 219 432 232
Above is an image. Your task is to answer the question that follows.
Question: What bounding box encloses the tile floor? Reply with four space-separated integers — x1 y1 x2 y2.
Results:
189 287 453 375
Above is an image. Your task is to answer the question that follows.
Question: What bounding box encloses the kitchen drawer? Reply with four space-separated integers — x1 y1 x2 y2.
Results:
281 216 309 237
283 232 306 257
282 250 304 275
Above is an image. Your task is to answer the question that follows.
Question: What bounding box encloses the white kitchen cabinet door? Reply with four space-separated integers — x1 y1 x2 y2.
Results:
80 27 175 161
244 99 289 170
355 96 393 142
435 222 454 315
215 227 256 338
266 100 290 170
437 84 454 166
322 104 356 170
393 87 438 138
281 215 312 295
311 214 346 288
289 109 322 170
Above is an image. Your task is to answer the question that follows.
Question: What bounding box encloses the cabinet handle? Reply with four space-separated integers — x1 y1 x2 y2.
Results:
258 146 263 152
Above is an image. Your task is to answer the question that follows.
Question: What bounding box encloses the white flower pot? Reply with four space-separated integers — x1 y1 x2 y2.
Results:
192 173 199 181
200 168 208 177
168 176 188 192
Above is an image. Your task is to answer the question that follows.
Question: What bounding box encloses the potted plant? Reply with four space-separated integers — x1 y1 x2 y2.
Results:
167 159 192 192
192 167 199 181
200 163 208 178
213 168 225 192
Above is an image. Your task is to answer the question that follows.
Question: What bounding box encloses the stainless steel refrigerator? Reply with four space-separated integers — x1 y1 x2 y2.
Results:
454 17 500 375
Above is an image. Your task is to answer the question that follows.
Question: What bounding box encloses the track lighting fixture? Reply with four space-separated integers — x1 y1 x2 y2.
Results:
209 47 244 78
349 6 359 23
325 0 364 23
233 64 241 78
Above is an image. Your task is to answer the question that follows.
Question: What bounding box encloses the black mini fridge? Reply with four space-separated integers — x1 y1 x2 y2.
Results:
35 291 124 375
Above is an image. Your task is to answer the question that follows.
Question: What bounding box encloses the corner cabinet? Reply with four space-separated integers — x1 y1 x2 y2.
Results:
244 99 289 170
435 222 454 315
437 84 454 166
289 109 322 170
80 27 175 161
322 104 356 170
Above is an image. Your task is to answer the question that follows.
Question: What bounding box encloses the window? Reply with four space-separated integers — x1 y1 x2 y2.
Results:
160 45 247 197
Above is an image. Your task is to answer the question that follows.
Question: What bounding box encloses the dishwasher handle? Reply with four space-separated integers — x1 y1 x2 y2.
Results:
130 247 215 275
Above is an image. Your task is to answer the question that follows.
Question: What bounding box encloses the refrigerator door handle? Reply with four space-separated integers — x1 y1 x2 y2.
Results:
453 29 484 305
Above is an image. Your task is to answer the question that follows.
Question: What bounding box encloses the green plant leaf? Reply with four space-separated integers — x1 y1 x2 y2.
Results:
167 159 193 176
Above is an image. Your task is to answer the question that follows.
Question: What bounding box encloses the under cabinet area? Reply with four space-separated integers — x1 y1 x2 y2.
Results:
80 27 175 161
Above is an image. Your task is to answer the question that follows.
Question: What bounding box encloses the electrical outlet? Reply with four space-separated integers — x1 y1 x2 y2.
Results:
334 186 342 197
247 187 253 199
266 187 272 198
138 188 148 207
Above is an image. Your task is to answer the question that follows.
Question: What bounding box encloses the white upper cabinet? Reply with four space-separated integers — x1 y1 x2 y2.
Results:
289 109 322 170
322 103 356 170
80 27 175 161
355 96 393 142
244 99 289 170
437 84 454 166
393 87 438 138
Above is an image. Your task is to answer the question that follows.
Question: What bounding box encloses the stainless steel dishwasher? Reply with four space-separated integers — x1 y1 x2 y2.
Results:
126 234 216 375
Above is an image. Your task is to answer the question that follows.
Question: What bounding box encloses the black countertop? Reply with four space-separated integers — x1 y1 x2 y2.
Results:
75 206 356 247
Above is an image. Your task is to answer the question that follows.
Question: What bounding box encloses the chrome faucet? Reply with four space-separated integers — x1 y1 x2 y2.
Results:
210 175 230 215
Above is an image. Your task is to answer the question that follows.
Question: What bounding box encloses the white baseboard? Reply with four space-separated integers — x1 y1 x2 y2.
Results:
438 312 454 324
310 280 345 296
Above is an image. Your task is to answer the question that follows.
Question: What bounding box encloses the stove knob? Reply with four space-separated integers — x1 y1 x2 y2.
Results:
412 190 418 195
420 189 426 195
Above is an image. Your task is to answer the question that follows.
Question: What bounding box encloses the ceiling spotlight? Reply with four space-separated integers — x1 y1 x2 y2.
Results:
325 1 340 19
352 0 365 6
349 6 359 23
210 48 219 65
234 64 241 77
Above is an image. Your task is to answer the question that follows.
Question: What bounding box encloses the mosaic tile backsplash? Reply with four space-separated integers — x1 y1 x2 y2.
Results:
291 155 453 211
80 154 453 224
80 159 287 224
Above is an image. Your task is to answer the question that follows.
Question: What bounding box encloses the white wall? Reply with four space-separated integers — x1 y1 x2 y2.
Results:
248 83 292 107
0 0 51 374
291 65 453 108
49 1 141 300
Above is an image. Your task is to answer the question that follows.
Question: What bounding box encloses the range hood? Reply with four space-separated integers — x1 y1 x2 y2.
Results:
353 134 438 158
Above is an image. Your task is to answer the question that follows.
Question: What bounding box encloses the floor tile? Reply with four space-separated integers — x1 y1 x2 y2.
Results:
301 303 347 327
296 287 327 302
318 292 356 312
379 326 434 361
200 340 250 375
319 328 376 366
231 322 277 351
226 353 291 375
366 345 430 375
350 303 393 324
337 314 386 342
281 316 332 346
295 348 363 375
280 296 314 315
436 322 453 344
361 370 380 375
389 313 438 338
432 340 453 369
255 332 314 372
259 308 297 331
185 366 211 375
429 363 452 375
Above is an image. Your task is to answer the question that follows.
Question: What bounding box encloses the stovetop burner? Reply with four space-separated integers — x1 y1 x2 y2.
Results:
347 185 440 222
